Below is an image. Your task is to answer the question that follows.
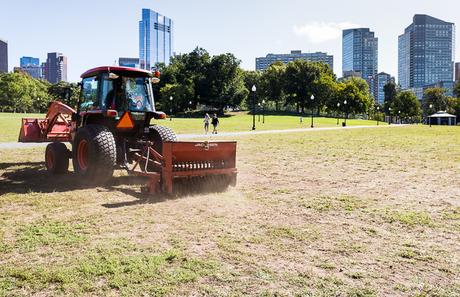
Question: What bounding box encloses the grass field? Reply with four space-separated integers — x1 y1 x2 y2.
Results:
1 125 459 296
0 111 385 142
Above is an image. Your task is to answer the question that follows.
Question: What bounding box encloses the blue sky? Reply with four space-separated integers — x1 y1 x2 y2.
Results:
1 0 459 82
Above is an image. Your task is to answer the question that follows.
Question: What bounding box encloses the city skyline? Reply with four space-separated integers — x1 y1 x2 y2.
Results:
1 0 460 82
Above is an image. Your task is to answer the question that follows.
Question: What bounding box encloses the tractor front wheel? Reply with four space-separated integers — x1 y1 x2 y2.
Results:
45 142 70 174
72 125 116 184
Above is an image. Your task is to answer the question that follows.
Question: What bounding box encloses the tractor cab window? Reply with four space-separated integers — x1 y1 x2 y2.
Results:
80 76 98 111
124 77 153 112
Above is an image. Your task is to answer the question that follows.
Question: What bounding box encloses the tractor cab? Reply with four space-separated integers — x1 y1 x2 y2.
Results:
77 66 165 129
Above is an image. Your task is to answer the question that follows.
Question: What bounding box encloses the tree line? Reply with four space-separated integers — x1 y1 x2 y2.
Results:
155 47 374 118
0 46 459 121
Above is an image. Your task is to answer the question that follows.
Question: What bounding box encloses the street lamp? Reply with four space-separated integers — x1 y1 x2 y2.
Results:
388 107 392 125
336 102 341 125
262 99 266 124
429 104 433 127
251 85 256 130
398 110 401 124
189 100 192 118
343 99 348 127
376 106 380 126
258 102 261 122
169 96 173 121
310 94 315 128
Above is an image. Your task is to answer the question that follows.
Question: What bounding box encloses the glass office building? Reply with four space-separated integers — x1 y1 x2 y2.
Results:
255 50 333 71
0 39 7 73
370 72 393 105
119 57 140 68
20 56 39 67
342 28 378 81
139 8 174 70
398 15 455 94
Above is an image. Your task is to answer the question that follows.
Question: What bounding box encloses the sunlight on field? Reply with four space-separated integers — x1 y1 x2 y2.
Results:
1 126 459 296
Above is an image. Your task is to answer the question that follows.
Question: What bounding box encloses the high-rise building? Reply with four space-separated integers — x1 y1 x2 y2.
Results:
119 57 140 68
20 56 39 67
255 50 334 71
370 72 393 105
0 39 8 73
398 15 455 94
139 8 174 70
342 28 378 81
19 56 41 79
455 62 460 81
44 52 67 83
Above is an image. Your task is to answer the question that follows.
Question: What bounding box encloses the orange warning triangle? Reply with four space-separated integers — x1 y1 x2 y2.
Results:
116 112 135 129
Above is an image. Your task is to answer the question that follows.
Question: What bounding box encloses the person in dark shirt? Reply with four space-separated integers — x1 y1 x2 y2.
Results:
211 114 219 134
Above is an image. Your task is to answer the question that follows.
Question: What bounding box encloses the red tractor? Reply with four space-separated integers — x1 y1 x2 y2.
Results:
19 66 237 194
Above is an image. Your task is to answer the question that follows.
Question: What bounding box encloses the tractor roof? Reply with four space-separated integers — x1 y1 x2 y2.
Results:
80 66 152 78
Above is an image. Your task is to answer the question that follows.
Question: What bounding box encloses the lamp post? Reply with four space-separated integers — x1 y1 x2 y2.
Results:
189 100 192 118
258 103 261 122
169 96 173 121
343 100 348 127
429 104 433 127
398 110 401 124
262 99 265 124
336 102 341 125
251 85 256 130
376 106 380 126
388 107 392 125
310 94 315 128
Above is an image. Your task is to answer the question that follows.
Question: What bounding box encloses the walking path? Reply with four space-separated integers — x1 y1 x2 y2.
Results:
0 125 407 150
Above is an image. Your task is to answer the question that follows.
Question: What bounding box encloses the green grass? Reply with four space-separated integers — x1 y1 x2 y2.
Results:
0 111 385 142
159 112 386 134
0 112 43 142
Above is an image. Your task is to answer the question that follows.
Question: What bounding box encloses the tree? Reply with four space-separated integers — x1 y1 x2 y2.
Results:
454 80 460 98
243 70 262 110
422 87 448 115
335 78 372 117
0 72 40 112
284 60 332 114
383 81 397 113
48 81 80 109
392 90 421 120
447 96 460 120
202 53 247 113
260 62 286 111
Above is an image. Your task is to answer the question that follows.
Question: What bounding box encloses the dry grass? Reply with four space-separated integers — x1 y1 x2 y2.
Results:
1 125 460 296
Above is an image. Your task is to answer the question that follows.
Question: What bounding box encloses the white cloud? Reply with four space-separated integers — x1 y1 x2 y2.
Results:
293 22 361 44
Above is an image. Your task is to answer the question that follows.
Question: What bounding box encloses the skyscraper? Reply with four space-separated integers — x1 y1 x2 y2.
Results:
0 39 8 73
255 50 333 71
45 52 67 83
119 57 140 68
342 28 378 81
139 8 174 70
398 15 455 92
20 56 39 67
371 72 393 105
19 56 42 79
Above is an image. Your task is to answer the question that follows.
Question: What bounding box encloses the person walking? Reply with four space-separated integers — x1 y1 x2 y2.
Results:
203 113 210 134
211 114 219 134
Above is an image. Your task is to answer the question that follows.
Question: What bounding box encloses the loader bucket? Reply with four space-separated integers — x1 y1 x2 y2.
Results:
19 118 47 142
162 141 237 194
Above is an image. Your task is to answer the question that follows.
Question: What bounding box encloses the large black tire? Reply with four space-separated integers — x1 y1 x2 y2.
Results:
45 142 70 174
72 125 116 184
149 125 177 154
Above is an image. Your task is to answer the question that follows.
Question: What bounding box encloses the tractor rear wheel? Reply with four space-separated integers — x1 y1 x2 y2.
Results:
148 125 177 154
72 125 116 184
45 142 70 174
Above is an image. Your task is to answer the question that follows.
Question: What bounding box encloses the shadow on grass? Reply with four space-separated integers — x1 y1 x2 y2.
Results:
0 161 231 208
